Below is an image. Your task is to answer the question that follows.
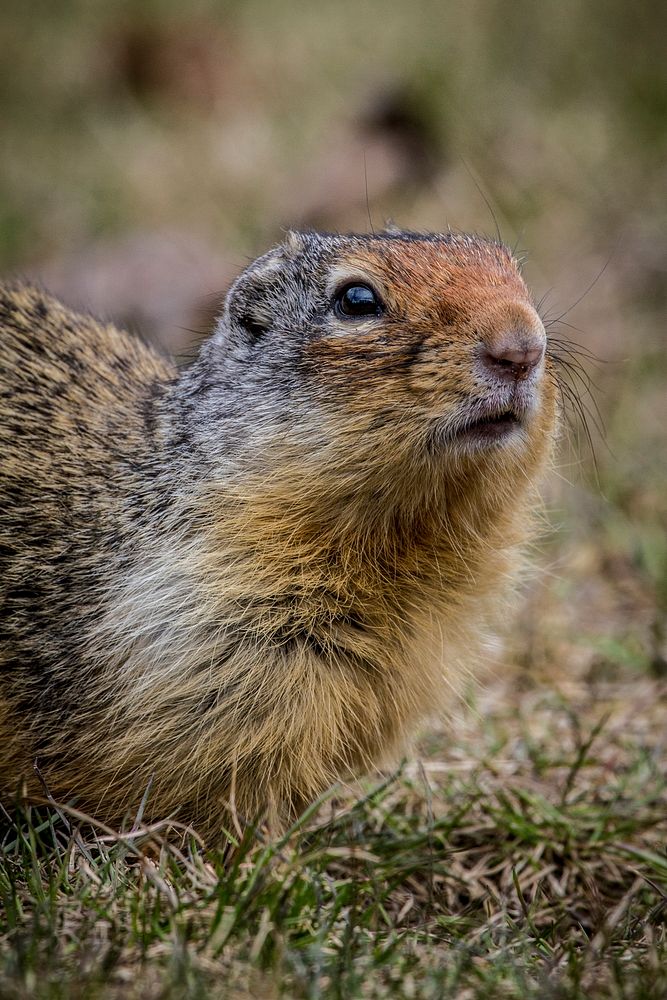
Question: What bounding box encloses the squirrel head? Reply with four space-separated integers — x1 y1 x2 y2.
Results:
185 230 558 493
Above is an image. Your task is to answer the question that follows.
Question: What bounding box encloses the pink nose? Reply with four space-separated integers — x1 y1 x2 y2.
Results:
482 339 545 382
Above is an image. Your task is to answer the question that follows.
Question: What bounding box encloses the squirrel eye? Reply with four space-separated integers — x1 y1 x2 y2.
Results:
334 283 382 318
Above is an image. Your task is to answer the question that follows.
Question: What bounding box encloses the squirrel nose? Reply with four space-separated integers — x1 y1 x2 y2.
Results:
481 337 545 382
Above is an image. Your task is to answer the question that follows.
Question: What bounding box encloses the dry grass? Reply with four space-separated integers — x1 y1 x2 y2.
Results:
2 669 666 998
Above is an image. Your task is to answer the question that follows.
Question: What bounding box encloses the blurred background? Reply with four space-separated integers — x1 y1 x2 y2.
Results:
2 0 666 688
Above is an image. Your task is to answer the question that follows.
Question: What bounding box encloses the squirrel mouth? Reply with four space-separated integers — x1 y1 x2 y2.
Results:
427 403 526 453
453 408 522 442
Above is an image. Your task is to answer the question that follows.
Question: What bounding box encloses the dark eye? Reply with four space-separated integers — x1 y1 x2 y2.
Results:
334 283 382 318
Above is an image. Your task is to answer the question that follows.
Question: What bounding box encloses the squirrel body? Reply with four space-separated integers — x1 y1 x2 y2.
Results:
0 231 558 836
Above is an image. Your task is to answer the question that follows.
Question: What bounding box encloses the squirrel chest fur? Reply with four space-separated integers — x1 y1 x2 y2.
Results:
0 230 558 836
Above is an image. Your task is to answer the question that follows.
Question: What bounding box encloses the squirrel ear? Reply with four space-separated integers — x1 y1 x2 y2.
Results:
222 246 287 342
220 233 308 343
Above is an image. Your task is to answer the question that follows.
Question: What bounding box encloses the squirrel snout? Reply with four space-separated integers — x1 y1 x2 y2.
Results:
480 331 546 383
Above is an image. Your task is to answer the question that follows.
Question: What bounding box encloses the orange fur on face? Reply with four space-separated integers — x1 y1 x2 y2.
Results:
0 234 559 839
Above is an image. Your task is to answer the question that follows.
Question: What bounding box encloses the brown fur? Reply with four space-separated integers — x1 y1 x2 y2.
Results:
0 232 559 838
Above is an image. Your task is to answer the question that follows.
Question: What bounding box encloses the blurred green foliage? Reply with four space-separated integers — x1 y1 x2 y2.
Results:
2 0 666 262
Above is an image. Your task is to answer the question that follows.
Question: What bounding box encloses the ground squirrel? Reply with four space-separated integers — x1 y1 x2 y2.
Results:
0 230 559 837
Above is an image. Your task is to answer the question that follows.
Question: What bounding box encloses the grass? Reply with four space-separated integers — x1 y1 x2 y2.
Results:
2 673 666 999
